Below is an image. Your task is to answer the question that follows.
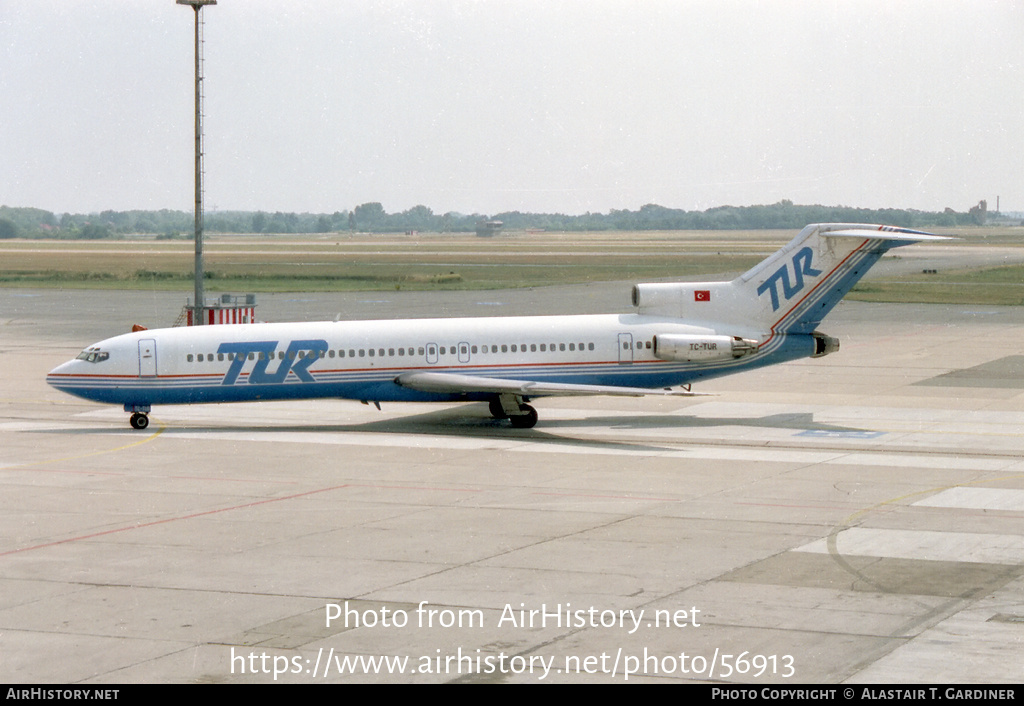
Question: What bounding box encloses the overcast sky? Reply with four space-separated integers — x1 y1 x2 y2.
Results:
2 1 1022 216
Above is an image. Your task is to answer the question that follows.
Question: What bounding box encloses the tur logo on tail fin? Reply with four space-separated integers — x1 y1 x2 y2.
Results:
756 247 822 311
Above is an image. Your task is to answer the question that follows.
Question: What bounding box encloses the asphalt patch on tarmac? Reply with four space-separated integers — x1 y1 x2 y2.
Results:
913 355 1024 389
720 551 1021 598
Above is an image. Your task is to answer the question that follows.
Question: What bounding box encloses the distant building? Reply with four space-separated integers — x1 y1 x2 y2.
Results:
475 219 503 237
969 200 987 225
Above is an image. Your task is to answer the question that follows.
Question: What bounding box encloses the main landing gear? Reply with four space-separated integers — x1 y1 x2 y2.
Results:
509 404 538 429
489 395 539 429
125 404 151 430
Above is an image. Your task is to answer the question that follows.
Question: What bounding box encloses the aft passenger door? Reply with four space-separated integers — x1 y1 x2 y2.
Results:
617 333 633 364
138 339 157 377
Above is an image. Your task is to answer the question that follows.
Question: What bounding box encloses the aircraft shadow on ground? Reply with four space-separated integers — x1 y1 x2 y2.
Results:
41 405 870 454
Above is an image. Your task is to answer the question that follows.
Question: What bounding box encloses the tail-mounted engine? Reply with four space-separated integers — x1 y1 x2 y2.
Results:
811 331 839 358
653 334 758 363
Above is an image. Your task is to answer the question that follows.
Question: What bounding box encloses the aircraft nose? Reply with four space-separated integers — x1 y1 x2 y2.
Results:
46 359 78 388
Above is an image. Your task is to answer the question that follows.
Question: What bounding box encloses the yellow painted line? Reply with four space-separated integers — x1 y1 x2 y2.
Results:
5 422 166 470
824 473 1024 593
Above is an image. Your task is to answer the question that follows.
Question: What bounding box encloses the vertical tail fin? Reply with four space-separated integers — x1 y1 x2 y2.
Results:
741 223 946 333
633 223 949 334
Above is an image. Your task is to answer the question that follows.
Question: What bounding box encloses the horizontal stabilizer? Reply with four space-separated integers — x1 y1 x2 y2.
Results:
633 223 955 333
822 225 952 242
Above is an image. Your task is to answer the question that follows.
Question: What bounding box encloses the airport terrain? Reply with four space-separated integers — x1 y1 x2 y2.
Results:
1 277 1022 683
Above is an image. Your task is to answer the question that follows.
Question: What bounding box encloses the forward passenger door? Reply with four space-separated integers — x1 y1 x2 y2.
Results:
139 339 157 376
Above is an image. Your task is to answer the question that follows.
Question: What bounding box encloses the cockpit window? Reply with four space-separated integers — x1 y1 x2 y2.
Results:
75 348 110 364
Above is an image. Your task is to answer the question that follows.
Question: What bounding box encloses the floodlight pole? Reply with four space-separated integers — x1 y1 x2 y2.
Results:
178 0 216 324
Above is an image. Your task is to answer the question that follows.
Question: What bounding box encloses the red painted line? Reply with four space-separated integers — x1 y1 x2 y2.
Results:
735 501 846 510
10 467 125 477
47 373 139 380
0 481 482 558
0 483 352 558
310 360 635 375
163 474 298 484
345 483 481 493
49 359 676 385
532 491 681 502
774 238 869 328
10 466 297 484
760 238 870 349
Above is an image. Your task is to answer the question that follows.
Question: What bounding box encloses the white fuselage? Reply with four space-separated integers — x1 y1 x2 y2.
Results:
47 223 941 427
46 312 798 409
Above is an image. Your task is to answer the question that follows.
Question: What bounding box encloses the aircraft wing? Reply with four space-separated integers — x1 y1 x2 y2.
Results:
394 371 705 398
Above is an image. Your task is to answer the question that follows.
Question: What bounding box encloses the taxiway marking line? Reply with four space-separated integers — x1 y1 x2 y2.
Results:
0 482 353 558
0 481 483 559
800 527 1024 565
2 422 166 470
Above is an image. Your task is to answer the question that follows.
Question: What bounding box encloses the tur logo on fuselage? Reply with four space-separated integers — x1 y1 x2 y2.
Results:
756 247 823 311
217 340 328 385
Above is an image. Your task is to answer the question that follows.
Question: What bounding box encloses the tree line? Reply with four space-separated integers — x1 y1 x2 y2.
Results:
0 200 991 240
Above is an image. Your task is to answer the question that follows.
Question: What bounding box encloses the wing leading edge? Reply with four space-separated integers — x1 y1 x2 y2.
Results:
394 371 705 398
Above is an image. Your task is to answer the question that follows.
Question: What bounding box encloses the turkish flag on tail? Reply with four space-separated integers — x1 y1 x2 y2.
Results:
695 290 711 302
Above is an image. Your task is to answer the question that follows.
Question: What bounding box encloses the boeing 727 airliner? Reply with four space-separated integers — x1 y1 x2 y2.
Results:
47 223 946 429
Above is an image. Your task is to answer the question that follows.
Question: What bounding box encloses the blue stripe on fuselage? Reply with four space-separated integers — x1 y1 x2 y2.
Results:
46 334 814 406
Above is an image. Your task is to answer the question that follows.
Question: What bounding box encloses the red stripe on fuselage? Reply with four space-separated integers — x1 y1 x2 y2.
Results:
758 238 870 350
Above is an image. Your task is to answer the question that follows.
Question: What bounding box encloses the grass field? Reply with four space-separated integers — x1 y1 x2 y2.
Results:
1 227 1022 305
852 265 1024 306
0 231 776 292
